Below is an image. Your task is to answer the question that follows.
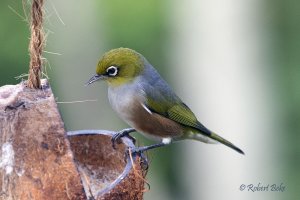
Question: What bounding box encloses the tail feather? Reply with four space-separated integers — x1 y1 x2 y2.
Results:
190 131 244 155
209 132 244 155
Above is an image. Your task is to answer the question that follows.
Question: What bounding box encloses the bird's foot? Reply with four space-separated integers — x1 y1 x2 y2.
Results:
140 153 149 170
126 142 167 170
126 146 149 170
111 128 136 149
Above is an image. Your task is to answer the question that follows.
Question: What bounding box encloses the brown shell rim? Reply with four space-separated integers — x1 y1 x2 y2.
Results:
67 130 137 198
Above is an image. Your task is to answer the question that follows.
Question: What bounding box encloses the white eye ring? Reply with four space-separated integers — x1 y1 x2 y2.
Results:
106 66 118 76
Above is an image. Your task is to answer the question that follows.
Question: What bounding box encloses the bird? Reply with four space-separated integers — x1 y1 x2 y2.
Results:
86 47 244 155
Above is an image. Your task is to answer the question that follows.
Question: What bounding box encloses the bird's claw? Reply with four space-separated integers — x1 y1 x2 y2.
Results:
139 152 149 170
111 133 123 149
126 147 149 171
111 128 136 149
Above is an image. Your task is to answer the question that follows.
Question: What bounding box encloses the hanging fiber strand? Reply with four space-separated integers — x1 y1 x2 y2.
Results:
27 0 44 89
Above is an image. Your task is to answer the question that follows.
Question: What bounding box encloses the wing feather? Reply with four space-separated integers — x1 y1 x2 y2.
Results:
141 65 211 135
145 90 211 136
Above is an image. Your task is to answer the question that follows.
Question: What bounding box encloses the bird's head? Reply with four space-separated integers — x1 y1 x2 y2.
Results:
86 48 144 87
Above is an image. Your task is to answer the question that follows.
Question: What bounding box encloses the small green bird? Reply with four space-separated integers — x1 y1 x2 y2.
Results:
87 48 244 155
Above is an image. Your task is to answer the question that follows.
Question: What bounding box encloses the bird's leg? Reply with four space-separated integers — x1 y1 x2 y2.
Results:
130 142 167 154
111 128 136 149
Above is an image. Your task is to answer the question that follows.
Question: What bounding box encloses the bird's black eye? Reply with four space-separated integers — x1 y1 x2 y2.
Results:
106 66 118 76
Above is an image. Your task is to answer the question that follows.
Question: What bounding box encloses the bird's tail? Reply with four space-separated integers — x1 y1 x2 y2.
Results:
188 131 244 155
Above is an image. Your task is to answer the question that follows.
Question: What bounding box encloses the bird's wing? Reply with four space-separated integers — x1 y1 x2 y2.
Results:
145 96 211 135
142 77 212 136
167 103 212 135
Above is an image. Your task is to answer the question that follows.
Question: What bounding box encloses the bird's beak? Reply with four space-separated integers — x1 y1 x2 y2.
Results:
85 74 104 86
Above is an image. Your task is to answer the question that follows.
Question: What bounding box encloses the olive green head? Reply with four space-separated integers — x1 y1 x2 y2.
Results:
86 48 144 87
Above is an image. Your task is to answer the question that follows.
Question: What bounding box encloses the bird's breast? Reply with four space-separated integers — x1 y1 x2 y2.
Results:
108 83 144 123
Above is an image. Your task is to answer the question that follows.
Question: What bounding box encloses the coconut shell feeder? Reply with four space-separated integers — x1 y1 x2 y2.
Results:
0 0 147 199
0 80 147 200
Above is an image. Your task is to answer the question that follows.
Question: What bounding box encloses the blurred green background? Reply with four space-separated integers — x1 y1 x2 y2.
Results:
0 0 299 199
